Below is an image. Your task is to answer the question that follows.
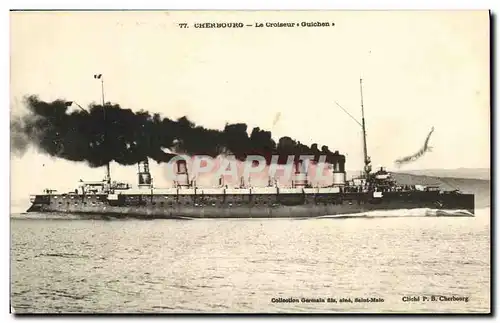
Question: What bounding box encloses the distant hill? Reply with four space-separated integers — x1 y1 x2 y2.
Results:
391 172 490 208
346 169 490 208
395 168 490 180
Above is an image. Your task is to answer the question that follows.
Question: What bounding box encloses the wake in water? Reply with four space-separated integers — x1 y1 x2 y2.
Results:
12 209 477 221
315 208 476 219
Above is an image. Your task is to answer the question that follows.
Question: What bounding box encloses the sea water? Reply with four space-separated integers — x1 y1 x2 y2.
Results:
10 208 490 313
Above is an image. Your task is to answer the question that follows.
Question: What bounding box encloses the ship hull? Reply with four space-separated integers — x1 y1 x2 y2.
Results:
26 191 475 219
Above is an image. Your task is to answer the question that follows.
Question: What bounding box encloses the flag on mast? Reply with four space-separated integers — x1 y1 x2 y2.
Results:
94 74 102 79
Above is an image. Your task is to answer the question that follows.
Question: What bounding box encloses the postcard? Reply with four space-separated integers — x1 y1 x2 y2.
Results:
10 10 491 314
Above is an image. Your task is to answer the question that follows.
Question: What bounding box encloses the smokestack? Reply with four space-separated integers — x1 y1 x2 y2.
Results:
175 159 190 188
137 159 152 188
105 163 111 184
332 159 346 187
294 160 302 174
293 160 308 188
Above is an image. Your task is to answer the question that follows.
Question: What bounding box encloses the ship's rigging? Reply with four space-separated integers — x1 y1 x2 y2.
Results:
334 78 372 179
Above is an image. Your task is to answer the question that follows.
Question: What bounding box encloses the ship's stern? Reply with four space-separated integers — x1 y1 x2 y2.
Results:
440 192 475 215
463 193 476 215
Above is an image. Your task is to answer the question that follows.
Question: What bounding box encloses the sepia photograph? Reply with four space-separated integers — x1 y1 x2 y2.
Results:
9 10 490 314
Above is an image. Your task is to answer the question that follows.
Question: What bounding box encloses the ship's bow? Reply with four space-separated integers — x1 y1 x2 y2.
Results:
26 194 48 213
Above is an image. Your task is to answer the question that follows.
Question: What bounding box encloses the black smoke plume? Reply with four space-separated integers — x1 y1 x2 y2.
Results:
11 96 345 167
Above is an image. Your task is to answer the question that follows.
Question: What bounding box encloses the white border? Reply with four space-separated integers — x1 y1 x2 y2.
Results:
3 1 497 322
4 0 500 10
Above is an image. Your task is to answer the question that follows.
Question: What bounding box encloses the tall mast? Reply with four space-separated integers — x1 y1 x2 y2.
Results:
95 73 111 184
103 78 111 184
333 79 372 178
360 78 371 177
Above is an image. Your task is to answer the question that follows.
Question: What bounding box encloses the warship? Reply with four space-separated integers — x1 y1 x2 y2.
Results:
26 80 475 218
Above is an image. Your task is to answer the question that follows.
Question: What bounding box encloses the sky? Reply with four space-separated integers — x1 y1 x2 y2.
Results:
10 10 490 201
